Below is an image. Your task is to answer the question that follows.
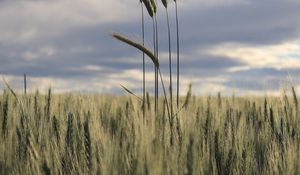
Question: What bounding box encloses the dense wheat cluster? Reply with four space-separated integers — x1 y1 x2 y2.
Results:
1 87 300 175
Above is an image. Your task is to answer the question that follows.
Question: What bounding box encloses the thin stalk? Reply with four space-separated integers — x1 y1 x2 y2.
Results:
174 0 182 149
152 18 158 117
175 1 180 109
158 68 173 145
24 74 27 95
141 2 146 120
155 15 159 117
165 8 174 123
158 68 171 122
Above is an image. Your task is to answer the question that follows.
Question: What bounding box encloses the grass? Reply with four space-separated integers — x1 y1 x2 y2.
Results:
1 88 300 174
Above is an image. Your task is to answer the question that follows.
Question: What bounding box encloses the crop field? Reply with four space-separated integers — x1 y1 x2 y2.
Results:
1 0 300 174
1 88 300 175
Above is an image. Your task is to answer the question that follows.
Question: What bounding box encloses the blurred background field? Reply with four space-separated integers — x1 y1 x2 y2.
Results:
1 87 300 175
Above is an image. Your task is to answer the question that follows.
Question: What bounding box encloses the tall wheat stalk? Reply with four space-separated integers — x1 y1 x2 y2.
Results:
161 0 175 145
162 0 173 114
152 18 158 117
174 0 180 109
150 0 159 117
141 0 158 117
174 0 183 149
140 0 146 120
155 20 159 117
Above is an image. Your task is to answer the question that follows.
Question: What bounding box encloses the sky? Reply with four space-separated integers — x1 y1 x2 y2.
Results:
0 0 300 96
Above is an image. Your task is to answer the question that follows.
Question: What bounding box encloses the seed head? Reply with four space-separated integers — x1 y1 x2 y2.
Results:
150 0 157 14
161 0 168 8
142 0 154 17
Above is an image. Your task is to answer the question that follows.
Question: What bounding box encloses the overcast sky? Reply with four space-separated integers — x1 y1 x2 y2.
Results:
0 0 300 95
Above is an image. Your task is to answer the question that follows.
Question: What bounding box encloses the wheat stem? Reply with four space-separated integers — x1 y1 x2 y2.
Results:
141 1 146 121
165 7 174 133
175 1 180 109
155 14 159 118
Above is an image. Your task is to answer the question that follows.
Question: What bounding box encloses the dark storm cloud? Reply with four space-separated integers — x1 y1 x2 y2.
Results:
179 0 300 51
1 0 300 93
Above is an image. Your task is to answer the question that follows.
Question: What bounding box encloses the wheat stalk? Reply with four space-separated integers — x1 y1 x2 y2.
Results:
161 0 175 145
174 0 180 110
151 0 159 118
153 1 159 118
142 0 159 117
140 0 146 121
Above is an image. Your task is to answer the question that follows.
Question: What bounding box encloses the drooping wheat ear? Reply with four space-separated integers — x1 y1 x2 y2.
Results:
112 32 171 120
112 33 159 68
142 0 154 17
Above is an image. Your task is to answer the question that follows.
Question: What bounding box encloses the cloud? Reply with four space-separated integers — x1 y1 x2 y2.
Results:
1 0 300 95
206 41 300 70
0 0 139 43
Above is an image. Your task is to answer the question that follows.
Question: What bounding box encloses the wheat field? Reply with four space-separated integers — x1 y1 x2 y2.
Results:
1 87 300 175
1 1 299 175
